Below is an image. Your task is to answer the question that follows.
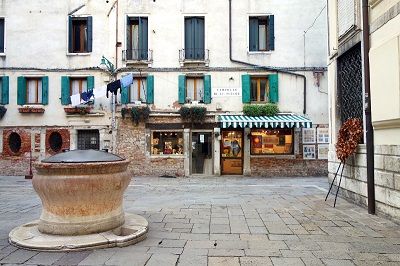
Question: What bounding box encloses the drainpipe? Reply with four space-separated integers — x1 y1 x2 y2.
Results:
228 0 307 114
362 0 375 214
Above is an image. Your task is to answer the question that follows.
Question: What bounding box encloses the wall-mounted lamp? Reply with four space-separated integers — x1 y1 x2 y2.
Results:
229 77 234 81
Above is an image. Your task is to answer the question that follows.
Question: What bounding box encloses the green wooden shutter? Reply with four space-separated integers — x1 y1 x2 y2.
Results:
139 17 148 60
68 16 73 53
184 18 194 59
121 85 129 104
42 76 49 105
203 75 211 104
87 76 94 91
1 76 9 105
268 15 275 51
269 74 279 103
61 76 70 105
241 74 251 103
87 16 93 52
17 76 26 105
178 75 186 104
249 18 259 51
146 75 154 104
195 18 205 59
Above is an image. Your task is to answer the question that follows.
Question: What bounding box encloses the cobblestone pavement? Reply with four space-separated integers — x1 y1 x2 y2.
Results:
1 176 400 266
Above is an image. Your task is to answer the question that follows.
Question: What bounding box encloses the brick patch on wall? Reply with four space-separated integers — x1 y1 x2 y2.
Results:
251 156 328 177
1 128 33 176
117 119 185 177
45 128 70 156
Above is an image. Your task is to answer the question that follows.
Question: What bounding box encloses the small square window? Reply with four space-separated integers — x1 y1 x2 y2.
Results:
26 78 43 104
69 16 92 53
249 16 274 52
129 78 146 103
70 78 87 100
250 77 269 102
186 77 204 102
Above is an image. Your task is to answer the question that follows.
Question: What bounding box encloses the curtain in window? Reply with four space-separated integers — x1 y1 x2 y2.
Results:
27 79 42 104
259 24 267 50
196 78 204 101
186 78 195 101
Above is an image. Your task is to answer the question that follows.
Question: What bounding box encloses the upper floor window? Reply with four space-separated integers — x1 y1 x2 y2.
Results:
0 18 4 54
70 78 87 98
184 17 205 60
251 77 269 102
249 15 274 52
129 77 147 103
178 75 211 104
126 17 148 60
68 16 93 53
17 76 48 105
26 78 43 104
60 76 94 105
186 77 204 102
241 74 278 103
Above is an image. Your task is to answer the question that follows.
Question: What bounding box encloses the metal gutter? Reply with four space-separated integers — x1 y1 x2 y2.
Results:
228 0 307 114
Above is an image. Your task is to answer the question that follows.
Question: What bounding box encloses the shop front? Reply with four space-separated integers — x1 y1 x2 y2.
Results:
218 114 321 176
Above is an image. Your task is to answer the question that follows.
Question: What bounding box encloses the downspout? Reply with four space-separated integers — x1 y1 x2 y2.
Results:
228 0 307 114
362 0 375 214
115 0 119 69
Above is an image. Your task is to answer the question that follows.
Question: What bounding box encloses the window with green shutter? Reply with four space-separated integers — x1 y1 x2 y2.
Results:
245 75 279 104
249 15 275 52
16 76 48 105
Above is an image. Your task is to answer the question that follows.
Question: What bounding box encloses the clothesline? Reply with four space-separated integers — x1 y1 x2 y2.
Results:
70 73 134 106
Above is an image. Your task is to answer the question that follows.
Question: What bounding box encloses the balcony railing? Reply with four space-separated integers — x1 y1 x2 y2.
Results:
179 49 209 64
122 49 153 62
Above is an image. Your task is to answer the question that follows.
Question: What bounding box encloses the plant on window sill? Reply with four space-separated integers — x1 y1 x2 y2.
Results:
18 106 45 113
243 103 279 117
179 106 207 123
121 106 151 125
0 106 7 119
64 106 92 115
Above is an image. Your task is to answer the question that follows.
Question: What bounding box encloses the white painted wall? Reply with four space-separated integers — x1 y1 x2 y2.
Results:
0 0 328 128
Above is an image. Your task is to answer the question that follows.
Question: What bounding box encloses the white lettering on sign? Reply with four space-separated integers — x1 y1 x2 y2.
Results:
212 88 241 97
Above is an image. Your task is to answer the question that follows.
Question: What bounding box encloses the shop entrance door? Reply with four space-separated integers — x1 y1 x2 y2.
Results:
221 130 243 175
191 132 213 175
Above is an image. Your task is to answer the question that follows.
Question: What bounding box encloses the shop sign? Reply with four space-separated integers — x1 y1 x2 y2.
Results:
212 87 241 97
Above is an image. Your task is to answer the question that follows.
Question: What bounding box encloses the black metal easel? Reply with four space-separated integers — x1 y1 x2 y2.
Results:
325 159 346 207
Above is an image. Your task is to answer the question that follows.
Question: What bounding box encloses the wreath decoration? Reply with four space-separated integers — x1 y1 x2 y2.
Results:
336 118 363 162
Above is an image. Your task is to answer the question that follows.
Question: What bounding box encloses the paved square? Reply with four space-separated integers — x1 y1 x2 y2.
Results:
1 176 400 265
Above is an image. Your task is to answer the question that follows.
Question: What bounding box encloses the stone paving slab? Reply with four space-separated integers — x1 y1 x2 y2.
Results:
1 176 400 265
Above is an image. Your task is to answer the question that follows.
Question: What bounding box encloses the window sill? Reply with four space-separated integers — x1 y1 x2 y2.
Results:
248 51 273 55
19 106 45 113
0 53 5 57
66 52 92 56
250 154 295 159
150 155 185 159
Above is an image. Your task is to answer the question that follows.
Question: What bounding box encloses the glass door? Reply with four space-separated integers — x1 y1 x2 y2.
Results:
191 132 212 174
221 130 243 175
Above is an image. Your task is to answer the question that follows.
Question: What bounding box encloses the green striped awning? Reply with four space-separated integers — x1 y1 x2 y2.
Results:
218 114 312 129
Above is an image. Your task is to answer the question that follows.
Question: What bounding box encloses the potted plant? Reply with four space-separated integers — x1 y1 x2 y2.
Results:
64 106 92 115
18 106 45 113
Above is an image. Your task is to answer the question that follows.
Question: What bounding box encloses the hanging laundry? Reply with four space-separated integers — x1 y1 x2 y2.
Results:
70 94 81 107
120 73 133 88
93 85 107 99
106 80 121 98
81 90 94 102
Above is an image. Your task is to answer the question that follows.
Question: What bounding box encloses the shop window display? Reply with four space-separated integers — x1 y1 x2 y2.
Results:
151 132 184 155
250 129 293 155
